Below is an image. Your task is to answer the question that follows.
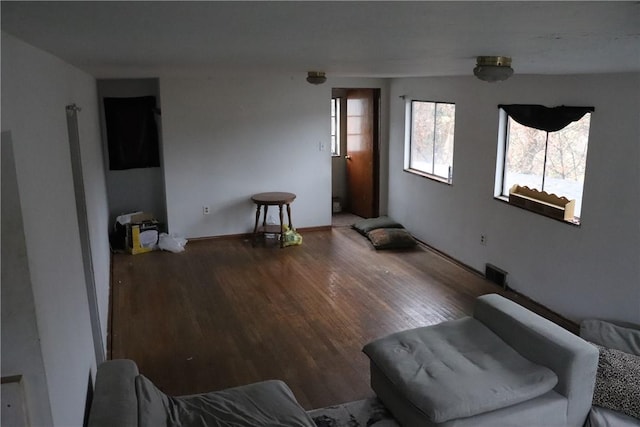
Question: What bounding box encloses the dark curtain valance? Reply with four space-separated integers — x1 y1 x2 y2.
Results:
499 104 594 132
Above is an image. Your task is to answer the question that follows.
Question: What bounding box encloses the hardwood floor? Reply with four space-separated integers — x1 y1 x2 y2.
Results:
110 226 575 410
331 212 363 227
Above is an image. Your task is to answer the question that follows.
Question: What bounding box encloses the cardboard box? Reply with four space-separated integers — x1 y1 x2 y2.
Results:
124 212 160 255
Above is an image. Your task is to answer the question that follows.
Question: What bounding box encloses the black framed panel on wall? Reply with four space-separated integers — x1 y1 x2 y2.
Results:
104 96 160 170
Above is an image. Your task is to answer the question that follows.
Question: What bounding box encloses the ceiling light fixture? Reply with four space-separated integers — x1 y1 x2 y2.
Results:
473 56 514 82
306 71 327 85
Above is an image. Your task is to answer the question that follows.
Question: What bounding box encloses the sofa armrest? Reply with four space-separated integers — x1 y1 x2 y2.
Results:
88 359 139 427
474 294 599 427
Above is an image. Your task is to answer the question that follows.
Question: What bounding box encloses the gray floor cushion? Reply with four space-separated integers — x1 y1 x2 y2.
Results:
367 228 417 250
363 317 558 423
352 216 404 235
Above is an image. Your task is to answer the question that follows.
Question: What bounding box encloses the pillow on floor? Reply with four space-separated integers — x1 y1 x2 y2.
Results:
367 228 417 250
352 216 404 236
592 344 640 420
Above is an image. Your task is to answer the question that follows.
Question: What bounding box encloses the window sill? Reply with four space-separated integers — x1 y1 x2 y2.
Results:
494 196 581 226
404 168 452 185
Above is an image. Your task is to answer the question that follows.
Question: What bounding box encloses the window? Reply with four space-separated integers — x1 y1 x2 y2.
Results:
496 105 593 222
405 100 455 183
330 97 341 156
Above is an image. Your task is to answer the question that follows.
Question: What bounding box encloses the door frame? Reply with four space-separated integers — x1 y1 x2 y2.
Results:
331 87 380 218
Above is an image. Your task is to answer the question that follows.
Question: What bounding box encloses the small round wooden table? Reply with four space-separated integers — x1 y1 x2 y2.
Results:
251 192 296 248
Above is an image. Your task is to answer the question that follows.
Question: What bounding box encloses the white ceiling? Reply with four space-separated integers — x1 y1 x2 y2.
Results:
2 1 639 78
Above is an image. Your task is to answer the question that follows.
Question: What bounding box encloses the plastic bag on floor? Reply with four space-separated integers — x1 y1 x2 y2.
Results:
282 225 302 247
158 233 188 253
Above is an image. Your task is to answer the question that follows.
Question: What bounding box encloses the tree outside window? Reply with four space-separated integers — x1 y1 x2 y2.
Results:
500 109 591 219
331 97 341 156
407 100 456 183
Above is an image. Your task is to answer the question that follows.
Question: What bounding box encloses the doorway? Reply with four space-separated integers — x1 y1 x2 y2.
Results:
331 88 380 221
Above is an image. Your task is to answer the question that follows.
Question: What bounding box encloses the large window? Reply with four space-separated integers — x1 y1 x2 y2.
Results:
497 105 593 221
405 100 455 183
330 97 341 156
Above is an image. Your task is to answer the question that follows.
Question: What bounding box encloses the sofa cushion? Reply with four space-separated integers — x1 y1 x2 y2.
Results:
352 216 404 235
586 406 640 427
135 375 172 426
580 319 640 356
135 375 316 427
367 228 417 250
363 317 558 423
88 360 139 427
592 345 640 420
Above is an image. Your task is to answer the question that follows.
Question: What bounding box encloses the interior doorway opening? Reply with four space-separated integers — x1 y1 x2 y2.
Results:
331 88 380 223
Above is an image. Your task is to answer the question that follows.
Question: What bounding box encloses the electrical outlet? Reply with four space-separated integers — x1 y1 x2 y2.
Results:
203 205 210 215
480 234 487 246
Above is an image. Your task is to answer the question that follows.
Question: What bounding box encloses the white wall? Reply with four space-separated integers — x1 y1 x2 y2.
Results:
160 71 336 238
1 132 53 426
160 73 390 238
387 73 640 324
1 32 108 426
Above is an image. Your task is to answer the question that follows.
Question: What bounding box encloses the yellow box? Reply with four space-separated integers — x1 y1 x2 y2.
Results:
125 213 159 255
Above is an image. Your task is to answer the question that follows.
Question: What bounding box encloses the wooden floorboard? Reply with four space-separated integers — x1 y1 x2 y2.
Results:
110 226 575 410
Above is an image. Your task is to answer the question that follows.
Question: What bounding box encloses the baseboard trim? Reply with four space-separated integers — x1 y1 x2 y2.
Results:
188 225 332 242
414 237 485 278
299 225 332 233
188 233 252 242
413 237 579 334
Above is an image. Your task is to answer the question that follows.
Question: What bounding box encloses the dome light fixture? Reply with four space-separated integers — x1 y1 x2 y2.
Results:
306 71 327 85
473 56 514 82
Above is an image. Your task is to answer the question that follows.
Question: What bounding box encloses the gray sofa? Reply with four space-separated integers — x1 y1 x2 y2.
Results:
363 294 599 427
580 319 640 427
87 359 316 427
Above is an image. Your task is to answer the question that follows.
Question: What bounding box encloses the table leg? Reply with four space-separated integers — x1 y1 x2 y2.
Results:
279 204 285 248
286 203 293 229
262 205 268 227
252 204 262 247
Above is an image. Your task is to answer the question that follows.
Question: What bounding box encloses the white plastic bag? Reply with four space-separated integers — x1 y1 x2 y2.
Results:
158 233 188 253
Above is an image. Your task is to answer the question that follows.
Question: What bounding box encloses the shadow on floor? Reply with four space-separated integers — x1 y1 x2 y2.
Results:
331 212 363 228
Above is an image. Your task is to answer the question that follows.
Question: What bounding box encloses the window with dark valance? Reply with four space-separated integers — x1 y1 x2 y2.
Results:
104 96 160 170
498 104 594 132
496 104 594 224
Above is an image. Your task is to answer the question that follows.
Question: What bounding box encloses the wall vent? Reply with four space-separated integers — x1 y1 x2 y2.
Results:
485 263 508 288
